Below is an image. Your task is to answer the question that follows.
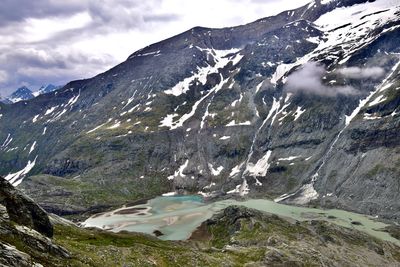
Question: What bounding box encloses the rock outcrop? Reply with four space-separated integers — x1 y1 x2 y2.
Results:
0 176 53 238
194 206 400 266
0 176 69 266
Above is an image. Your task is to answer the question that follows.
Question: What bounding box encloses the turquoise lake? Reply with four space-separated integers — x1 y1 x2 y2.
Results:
82 195 399 245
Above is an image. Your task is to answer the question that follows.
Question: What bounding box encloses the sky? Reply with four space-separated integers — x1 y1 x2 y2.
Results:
0 0 311 97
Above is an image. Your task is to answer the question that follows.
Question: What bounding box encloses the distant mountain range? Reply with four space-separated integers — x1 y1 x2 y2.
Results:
1 84 61 104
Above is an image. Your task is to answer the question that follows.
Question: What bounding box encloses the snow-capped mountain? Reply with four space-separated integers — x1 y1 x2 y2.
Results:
2 84 61 104
0 0 400 220
3 86 34 103
32 84 61 97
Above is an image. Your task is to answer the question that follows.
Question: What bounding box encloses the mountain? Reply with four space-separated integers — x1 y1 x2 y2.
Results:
0 0 399 222
3 86 34 103
32 84 61 97
1 84 61 104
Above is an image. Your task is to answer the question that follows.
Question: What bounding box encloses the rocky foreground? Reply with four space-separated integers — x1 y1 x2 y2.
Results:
1 177 400 266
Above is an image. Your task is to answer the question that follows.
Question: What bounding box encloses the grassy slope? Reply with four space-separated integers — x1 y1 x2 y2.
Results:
49 207 400 266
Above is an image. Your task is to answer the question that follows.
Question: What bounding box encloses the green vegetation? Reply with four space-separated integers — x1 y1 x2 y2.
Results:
52 223 266 267
2 200 400 266
366 164 385 178
24 174 172 220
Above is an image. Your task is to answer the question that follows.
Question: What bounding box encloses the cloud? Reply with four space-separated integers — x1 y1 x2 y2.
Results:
285 62 360 97
337 66 385 80
0 71 8 83
143 14 181 23
0 47 116 95
0 0 85 26
0 0 310 96
2 49 67 69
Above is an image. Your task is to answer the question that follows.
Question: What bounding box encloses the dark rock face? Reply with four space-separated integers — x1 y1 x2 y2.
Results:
0 176 70 266
0 242 32 267
0 177 53 238
0 0 400 220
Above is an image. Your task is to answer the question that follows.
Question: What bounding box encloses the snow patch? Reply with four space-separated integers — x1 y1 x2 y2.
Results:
28 141 36 155
364 113 381 120
159 114 178 128
44 106 58 115
245 150 272 177
208 164 224 176
1 134 12 149
66 90 80 106
108 121 121 129
229 163 244 177
5 156 37 186
278 156 300 161
32 115 40 123
164 48 241 96
168 159 189 180
368 95 386 107
162 192 177 197
293 106 306 121
167 75 228 130
226 120 251 127
87 123 107 134
231 93 243 107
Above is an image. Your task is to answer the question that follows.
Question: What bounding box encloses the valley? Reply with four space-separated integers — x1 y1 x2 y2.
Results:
1 0 400 265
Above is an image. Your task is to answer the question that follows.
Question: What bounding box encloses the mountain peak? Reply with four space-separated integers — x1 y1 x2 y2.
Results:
6 86 34 103
1 84 61 104
15 85 31 92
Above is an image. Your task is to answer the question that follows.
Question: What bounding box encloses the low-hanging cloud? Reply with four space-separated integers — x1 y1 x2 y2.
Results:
285 62 359 97
337 66 385 79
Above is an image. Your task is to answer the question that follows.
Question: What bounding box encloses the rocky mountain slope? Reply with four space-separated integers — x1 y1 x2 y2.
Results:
0 0 400 220
1 176 399 266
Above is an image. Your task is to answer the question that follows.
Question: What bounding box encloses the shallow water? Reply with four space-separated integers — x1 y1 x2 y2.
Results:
82 196 399 245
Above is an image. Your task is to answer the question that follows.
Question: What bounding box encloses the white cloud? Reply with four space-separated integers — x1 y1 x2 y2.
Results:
24 12 92 42
285 62 360 97
337 66 385 80
0 71 8 83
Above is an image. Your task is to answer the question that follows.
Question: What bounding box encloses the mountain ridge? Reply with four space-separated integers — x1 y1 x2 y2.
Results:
0 0 399 221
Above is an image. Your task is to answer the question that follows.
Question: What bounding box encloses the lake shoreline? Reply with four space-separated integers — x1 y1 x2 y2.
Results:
81 195 400 246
